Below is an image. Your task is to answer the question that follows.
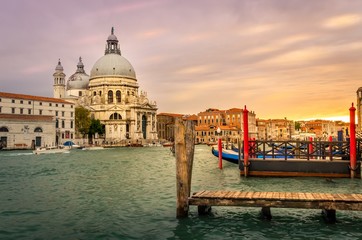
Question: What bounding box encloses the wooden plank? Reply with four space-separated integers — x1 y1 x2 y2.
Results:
253 192 261 199
351 194 362 201
193 190 205 197
238 192 248 199
324 193 334 201
279 192 286 200
259 192 268 199
305 193 314 200
297 193 305 200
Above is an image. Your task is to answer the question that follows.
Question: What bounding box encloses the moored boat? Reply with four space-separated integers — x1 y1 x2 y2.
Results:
211 147 239 164
82 146 104 150
33 146 69 155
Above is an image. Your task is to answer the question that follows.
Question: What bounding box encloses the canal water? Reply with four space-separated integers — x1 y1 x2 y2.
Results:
1 145 362 240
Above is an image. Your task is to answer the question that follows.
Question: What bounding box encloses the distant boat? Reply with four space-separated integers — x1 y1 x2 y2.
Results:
63 141 81 149
33 146 69 155
82 146 104 150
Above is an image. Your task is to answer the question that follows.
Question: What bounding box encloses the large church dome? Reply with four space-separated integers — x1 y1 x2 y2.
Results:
90 54 136 79
90 27 136 80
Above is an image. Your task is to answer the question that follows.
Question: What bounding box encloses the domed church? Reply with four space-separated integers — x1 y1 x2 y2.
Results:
53 27 158 144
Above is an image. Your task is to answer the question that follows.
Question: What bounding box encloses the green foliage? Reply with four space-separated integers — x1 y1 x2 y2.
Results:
75 106 91 137
89 119 105 136
295 122 301 131
88 118 105 144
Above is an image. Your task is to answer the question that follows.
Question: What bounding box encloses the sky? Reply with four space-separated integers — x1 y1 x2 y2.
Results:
1 0 362 122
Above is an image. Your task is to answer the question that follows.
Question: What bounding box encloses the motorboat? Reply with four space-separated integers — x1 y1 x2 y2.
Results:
82 146 104 150
33 146 69 155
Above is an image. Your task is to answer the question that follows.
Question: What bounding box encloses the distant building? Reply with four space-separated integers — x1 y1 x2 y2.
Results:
257 118 295 140
157 113 183 142
53 27 158 144
0 92 75 149
298 119 337 140
156 113 197 142
195 108 257 144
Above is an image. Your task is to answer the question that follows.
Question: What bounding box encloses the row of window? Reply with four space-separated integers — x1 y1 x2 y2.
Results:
197 130 234 136
0 98 73 108
107 90 122 103
0 107 74 118
56 119 73 129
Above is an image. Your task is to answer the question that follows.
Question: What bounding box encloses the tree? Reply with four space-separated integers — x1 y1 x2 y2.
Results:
75 106 91 139
88 119 105 144
295 122 301 131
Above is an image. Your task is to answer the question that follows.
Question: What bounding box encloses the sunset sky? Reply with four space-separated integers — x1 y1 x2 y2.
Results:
1 0 362 121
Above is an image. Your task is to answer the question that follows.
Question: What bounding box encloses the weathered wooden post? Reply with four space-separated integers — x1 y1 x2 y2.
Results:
243 105 249 177
349 103 357 179
175 118 195 218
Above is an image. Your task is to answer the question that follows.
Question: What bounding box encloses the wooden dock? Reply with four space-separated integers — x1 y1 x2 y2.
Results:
189 190 362 210
188 190 362 221
174 118 362 222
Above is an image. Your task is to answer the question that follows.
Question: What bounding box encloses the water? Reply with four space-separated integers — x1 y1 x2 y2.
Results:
1 145 362 240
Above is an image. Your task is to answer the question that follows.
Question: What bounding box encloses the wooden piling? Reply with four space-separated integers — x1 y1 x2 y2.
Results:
175 118 195 218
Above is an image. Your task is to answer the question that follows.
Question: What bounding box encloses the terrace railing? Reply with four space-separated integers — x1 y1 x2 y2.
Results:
245 139 362 161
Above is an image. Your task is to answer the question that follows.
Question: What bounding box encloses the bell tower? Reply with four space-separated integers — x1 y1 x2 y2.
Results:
53 59 66 99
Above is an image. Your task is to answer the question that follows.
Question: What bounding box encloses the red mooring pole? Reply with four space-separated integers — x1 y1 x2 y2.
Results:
309 137 314 159
243 105 249 177
218 133 222 169
349 103 357 178
329 136 333 161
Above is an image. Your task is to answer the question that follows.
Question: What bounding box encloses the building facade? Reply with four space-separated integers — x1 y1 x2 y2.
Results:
195 108 257 144
0 92 75 149
257 118 295 140
157 113 184 142
54 27 158 145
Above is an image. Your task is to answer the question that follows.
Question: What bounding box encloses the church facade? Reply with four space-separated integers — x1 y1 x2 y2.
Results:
54 28 158 144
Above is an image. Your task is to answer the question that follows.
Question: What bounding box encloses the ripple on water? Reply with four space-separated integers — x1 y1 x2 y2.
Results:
1 145 362 239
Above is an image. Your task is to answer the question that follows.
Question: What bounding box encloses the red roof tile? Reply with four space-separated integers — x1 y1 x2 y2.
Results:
0 92 74 104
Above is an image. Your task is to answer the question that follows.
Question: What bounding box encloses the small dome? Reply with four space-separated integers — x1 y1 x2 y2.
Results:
55 59 63 71
108 34 118 41
90 53 136 79
67 57 89 90
67 73 90 90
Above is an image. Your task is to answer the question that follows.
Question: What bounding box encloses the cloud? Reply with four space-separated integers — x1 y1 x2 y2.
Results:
322 14 362 29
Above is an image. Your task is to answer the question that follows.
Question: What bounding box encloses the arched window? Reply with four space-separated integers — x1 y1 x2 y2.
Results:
0 126 9 132
108 90 113 103
34 127 43 132
116 90 121 103
109 113 122 120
